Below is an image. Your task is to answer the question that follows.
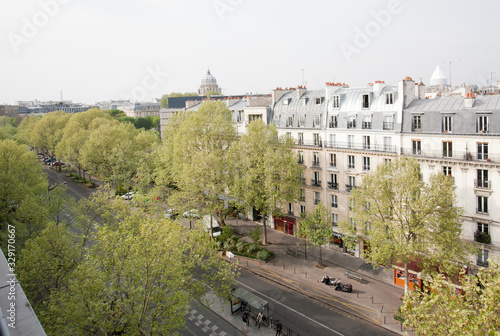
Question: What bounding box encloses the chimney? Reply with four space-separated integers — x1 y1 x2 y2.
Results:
399 76 415 108
372 80 386 96
464 93 476 108
296 85 307 99
272 87 292 105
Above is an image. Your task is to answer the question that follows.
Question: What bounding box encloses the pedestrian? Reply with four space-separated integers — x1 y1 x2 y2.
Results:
275 319 282 336
242 310 249 333
255 312 263 328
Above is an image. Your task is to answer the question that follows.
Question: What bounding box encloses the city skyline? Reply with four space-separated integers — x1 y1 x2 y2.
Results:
1 0 500 104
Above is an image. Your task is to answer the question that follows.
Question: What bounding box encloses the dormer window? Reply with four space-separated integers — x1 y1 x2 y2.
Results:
302 98 308 106
362 94 370 108
333 95 340 108
313 115 321 128
386 93 394 104
283 98 290 105
286 115 294 127
298 115 305 127
315 97 325 105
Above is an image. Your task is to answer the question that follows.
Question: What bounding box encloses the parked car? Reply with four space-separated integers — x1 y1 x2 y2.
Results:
203 215 221 237
183 209 200 219
164 208 179 220
52 162 65 166
121 192 134 200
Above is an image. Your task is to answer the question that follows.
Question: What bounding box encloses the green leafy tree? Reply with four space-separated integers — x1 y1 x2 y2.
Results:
29 111 71 158
107 108 125 119
204 90 221 98
298 203 332 266
339 156 475 294
229 120 302 245
119 116 135 124
160 93 169 108
15 116 40 144
0 116 16 140
401 261 500 335
134 116 153 130
47 211 237 335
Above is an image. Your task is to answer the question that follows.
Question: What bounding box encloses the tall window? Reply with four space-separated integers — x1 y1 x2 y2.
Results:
288 202 294 215
348 155 355 169
384 137 392 151
362 115 372 129
298 151 304 164
363 157 371 171
298 115 305 127
313 152 320 165
329 173 338 189
442 115 453 133
348 135 354 149
443 166 452 176
386 93 394 104
412 140 421 155
313 171 321 185
314 192 320 204
300 205 306 217
315 97 324 105
362 94 369 108
313 133 321 146
333 95 340 108
331 213 338 226
329 115 338 128
478 143 489 161
383 115 394 130
331 195 338 208
478 222 489 234
442 141 453 158
349 217 356 230
347 176 356 192
477 169 489 188
313 115 321 128
330 153 336 167
299 189 305 202
274 114 281 125
477 196 488 214
347 115 356 129
286 115 294 127
476 115 489 133
298 133 304 145
477 249 489 267
363 136 371 150
412 115 421 131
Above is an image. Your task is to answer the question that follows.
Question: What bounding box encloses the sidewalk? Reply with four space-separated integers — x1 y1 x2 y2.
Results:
213 218 412 335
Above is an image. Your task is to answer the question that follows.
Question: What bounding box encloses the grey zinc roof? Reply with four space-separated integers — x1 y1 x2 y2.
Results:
405 95 500 112
274 90 326 113
327 85 400 113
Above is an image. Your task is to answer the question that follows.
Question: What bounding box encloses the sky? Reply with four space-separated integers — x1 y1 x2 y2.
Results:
1 0 499 104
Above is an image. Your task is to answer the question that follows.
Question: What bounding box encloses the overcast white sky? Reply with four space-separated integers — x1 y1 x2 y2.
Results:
1 0 499 104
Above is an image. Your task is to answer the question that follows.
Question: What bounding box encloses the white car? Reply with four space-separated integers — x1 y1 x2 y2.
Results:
121 192 134 200
183 209 200 219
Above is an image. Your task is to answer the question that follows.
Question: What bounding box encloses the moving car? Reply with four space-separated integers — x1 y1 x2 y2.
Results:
164 208 179 220
203 215 221 237
121 192 134 200
183 209 200 219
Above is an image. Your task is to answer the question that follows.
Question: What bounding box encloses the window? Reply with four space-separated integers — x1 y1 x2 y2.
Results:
348 155 355 169
477 196 488 214
331 213 338 226
286 115 294 127
477 169 489 188
286 132 291 139
386 93 394 104
362 115 372 129
298 151 304 164
349 198 355 211
331 195 338 208
313 115 321 128
314 192 320 204
313 152 320 165
299 189 305 202
476 115 489 133
328 134 336 148
329 115 338 128
333 95 340 108
300 205 306 216
412 115 421 131
443 166 452 176
478 222 489 234
347 176 356 192
442 115 453 133
478 143 489 161
384 137 392 151
347 115 356 129
237 110 243 122
313 171 321 186
383 115 394 130
313 133 321 147
363 157 370 171
329 153 337 167
299 115 305 127
315 97 324 105
298 133 304 145
283 98 290 105
384 158 392 164
442 141 453 158
301 171 305 184
274 114 281 125
363 136 371 150
412 140 421 155
362 94 369 108
301 98 308 106
349 217 356 230
329 173 338 189
288 203 294 215
348 135 354 149
477 249 489 267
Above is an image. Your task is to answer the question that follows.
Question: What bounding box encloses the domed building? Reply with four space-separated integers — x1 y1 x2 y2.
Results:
430 65 448 86
198 69 222 95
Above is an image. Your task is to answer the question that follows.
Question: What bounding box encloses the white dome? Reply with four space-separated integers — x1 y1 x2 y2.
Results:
430 65 447 86
201 69 217 84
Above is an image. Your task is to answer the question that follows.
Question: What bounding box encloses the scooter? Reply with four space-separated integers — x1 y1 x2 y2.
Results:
334 282 353 293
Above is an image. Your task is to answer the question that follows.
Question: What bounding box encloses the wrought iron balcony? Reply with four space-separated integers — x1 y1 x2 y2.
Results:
328 182 338 190
475 179 490 189
323 141 397 153
383 122 393 130
311 179 322 187
474 231 491 244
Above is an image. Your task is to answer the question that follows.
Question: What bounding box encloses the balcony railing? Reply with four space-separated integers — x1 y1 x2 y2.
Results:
288 210 294 216
330 162 336 168
331 203 337 208
324 141 397 153
474 231 491 244
298 159 304 164
401 148 499 163
296 140 323 148
328 182 338 190
477 259 489 267
383 122 394 130
347 121 357 129
314 199 321 204
329 122 338 128
311 179 322 187
362 122 372 129
312 160 320 166
346 184 355 192
475 179 490 189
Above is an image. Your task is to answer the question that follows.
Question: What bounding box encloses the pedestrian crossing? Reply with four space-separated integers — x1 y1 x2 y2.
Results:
187 309 227 336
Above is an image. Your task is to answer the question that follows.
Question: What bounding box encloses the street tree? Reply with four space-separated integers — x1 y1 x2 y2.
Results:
168 101 237 229
229 120 301 245
298 202 332 266
47 210 237 335
0 116 16 140
29 111 71 158
401 261 500 335
338 156 474 294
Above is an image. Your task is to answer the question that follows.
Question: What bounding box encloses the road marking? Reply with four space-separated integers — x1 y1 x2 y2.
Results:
236 281 347 336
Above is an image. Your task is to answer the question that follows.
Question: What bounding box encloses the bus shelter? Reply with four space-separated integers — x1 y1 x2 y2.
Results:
229 287 269 322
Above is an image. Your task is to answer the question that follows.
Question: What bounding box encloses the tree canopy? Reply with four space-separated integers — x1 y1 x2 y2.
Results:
298 202 332 266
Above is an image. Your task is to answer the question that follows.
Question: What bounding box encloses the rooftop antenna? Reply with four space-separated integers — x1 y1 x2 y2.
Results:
444 60 453 87
60 90 63 102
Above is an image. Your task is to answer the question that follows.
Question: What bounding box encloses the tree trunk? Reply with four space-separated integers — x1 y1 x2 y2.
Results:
319 245 323 266
262 215 268 245
304 239 308 260
404 262 409 296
